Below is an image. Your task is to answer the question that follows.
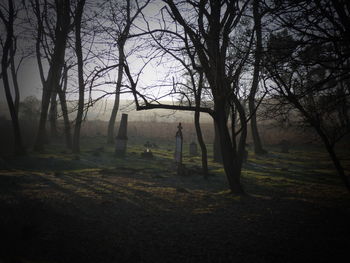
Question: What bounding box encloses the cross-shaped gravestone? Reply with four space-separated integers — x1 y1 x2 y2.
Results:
174 123 183 170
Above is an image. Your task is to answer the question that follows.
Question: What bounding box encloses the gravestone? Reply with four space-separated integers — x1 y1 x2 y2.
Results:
175 123 183 175
115 113 128 157
142 141 153 158
189 141 198 156
141 148 153 159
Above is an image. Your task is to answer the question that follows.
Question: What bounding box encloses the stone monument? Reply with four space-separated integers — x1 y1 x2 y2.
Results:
115 113 128 157
175 123 183 174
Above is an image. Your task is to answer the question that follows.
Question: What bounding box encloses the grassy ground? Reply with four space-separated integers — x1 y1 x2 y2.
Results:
0 136 349 263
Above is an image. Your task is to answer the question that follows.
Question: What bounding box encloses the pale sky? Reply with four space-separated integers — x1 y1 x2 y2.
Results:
0 0 172 103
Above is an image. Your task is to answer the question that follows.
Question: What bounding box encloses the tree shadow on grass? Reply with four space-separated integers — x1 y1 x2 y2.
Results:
1 167 350 263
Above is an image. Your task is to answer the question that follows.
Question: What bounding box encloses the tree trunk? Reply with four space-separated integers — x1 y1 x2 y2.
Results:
9 41 20 114
213 122 222 163
215 104 244 195
288 89 350 191
194 103 208 177
234 96 248 170
107 0 134 144
107 48 124 144
249 0 266 155
315 127 350 191
58 86 72 149
326 144 350 191
34 0 70 151
1 0 25 155
49 90 58 139
194 73 208 176
58 66 72 149
72 0 86 154
1 70 25 155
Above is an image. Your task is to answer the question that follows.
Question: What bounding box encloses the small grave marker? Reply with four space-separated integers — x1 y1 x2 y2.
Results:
175 123 183 175
142 141 153 158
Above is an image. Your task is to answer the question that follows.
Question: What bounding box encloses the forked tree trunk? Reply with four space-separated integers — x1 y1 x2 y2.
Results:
1 0 25 155
72 0 86 154
215 103 245 195
249 0 266 155
34 0 70 151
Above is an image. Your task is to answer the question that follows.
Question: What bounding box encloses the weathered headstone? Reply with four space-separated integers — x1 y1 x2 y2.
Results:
141 148 153 159
189 141 198 156
142 141 153 158
115 113 128 157
175 123 183 174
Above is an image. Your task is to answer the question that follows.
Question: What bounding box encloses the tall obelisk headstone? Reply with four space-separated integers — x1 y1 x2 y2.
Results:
175 123 183 175
115 113 128 157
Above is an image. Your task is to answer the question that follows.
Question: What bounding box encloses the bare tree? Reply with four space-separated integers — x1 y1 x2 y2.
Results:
249 0 267 154
264 29 350 191
0 0 26 155
33 0 72 151
97 0 150 144
126 0 256 194
71 0 86 153
261 0 350 190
